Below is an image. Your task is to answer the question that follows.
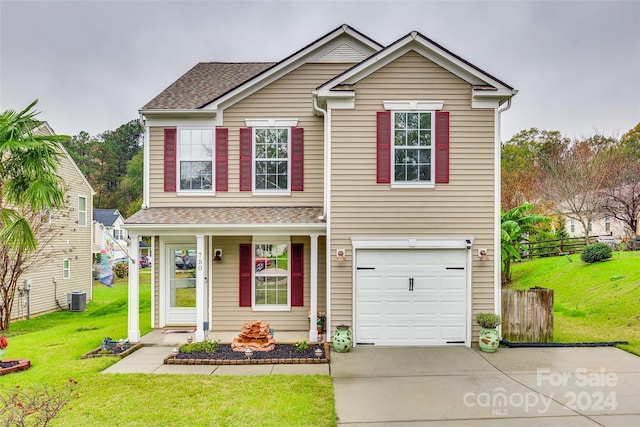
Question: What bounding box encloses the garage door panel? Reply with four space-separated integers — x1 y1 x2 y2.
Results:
356 248 468 346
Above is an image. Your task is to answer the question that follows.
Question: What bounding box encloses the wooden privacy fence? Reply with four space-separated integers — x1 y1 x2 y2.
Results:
502 288 554 343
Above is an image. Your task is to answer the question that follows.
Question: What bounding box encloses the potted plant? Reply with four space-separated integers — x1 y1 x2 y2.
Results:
0 335 8 359
475 312 501 353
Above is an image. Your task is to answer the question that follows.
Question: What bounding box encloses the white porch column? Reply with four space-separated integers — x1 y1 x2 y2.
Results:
195 234 206 342
309 234 319 342
127 234 141 342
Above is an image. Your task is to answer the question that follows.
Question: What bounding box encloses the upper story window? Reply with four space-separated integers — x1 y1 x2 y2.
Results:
604 216 611 233
570 219 576 233
178 129 214 192
113 229 125 241
254 128 290 191
393 112 433 183
78 196 87 226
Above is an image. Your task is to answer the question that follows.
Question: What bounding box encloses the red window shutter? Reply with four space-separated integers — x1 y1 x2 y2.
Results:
435 111 450 184
163 128 177 192
239 244 252 307
291 127 304 191
291 243 304 307
376 111 391 183
239 127 252 191
215 128 228 191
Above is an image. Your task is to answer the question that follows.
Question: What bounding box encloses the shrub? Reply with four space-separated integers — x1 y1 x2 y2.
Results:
580 243 613 264
180 340 220 354
113 262 128 278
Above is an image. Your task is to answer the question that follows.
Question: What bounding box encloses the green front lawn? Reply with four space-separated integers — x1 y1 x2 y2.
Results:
508 251 640 356
2 273 335 426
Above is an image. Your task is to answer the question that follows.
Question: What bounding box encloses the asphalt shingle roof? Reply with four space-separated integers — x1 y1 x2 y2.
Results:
125 207 325 226
141 62 276 110
93 209 122 227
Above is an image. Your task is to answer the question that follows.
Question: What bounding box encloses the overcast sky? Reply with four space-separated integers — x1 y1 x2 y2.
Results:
1 0 639 141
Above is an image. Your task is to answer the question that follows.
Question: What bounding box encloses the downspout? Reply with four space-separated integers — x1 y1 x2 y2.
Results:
140 113 150 209
312 93 332 338
495 97 512 322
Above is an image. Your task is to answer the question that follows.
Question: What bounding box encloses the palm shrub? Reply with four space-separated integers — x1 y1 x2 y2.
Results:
580 242 612 263
501 203 551 285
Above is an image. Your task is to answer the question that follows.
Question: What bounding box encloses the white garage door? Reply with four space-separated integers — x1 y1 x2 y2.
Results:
355 249 468 346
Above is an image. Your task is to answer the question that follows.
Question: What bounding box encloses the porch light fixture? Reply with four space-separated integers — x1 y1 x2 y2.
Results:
478 249 489 261
336 249 346 262
213 249 223 261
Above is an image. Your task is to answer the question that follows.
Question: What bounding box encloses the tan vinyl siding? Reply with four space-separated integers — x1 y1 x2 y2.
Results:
330 51 496 326
14 150 93 320
210 236 326 332
148 63 353 207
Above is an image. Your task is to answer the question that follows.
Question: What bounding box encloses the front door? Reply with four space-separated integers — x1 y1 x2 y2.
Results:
166 245 197 325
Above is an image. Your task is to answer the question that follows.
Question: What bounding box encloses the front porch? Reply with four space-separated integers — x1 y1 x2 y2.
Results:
124 207 328 345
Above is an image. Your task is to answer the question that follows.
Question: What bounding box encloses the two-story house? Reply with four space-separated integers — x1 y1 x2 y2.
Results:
124 25 516 346
14 122 94 320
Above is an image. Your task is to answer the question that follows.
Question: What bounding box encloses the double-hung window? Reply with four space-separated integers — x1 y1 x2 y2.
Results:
78 196 87 226
254 128 289 191
253 241 289 308
178 129 214 192
63 259 71 279
393 112 433 183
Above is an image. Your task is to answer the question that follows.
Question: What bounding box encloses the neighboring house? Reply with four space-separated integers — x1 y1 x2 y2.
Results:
93 208 129 259
125 25 516 346
13 123 94 320
565 216 628 243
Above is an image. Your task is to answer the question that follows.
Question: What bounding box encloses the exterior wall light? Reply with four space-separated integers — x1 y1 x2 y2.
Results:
336 249 346 262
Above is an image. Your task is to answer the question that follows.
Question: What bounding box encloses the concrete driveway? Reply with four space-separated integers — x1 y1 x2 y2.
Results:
330 346 640 426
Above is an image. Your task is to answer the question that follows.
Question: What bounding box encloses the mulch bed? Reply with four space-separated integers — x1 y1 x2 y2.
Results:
165 342 330 365
81 342 143 359
0 359 31 376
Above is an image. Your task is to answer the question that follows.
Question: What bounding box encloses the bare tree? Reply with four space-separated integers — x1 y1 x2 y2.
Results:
600 153 640 239
538 137 617 244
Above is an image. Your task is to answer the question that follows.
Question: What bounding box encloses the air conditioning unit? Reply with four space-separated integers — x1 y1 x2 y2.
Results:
68 291 86 312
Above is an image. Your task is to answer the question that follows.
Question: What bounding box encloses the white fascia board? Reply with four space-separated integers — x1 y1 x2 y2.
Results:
351 237 474 250
142 115 220 128
204 26 382 112
122 223 326 236
383 100 444 111
315 89 355 110
245 119 298 127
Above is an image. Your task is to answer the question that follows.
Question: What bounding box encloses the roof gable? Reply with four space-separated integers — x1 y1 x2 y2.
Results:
140 25 382 113
94 208 123 227
316 31 515 105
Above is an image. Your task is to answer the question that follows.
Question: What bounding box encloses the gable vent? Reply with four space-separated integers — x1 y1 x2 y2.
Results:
311 42 369 63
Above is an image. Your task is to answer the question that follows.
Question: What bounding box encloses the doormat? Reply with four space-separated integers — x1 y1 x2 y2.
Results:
162 329 195 334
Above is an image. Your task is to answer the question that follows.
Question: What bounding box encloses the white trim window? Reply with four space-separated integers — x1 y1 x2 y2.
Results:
63 258 71 279
254 128 290 192
392 111 434 184
78 196 87 226
113 229 125 241
253 241 290 309
178 128 214 192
